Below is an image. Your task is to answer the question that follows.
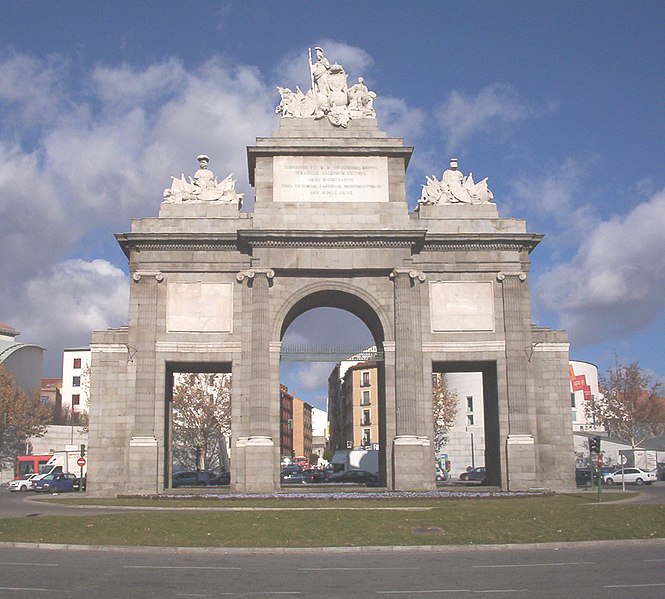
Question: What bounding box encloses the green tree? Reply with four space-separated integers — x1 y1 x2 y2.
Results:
0 365 51 469
432 373 459 455
171 373 231 472
587 361 665 447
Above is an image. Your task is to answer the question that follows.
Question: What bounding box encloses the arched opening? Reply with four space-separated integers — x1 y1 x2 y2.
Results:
278 290 387 487
165 362 232 490
432 361 501 486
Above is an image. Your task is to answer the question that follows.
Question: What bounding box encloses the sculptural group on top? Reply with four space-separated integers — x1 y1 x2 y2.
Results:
419 159 494 206
275 47 377 128
163 155 244 207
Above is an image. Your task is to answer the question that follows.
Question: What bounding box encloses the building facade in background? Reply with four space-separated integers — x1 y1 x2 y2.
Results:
0 322 44 397
60 348 91 417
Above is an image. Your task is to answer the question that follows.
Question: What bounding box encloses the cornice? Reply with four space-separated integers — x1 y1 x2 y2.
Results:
237 229 427 249
422 233 543 253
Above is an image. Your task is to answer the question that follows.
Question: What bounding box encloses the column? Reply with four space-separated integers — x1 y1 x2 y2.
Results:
128 270 163 494
235 268 276 492
498 271 538 490
390 268 432 490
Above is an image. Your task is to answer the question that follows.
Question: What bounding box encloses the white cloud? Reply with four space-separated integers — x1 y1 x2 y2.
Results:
506 158 598 250
379 96 425 141
435 84 539 152
7 259 129 373
537 188 665 345
297 362 336 393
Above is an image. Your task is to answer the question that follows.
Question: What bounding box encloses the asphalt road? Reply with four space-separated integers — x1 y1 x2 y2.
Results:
0 541 664 598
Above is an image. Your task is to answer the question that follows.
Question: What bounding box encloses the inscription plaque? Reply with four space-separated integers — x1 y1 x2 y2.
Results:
167 282 233 332
273 156 389 203
429 281 495 332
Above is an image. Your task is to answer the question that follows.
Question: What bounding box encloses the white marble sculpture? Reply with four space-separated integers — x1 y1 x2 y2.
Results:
419 159 494 205
162 155 244 206
275 46 377 127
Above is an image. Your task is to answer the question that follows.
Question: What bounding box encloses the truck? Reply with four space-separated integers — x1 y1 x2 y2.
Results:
330 449 379 475
33 445 87 482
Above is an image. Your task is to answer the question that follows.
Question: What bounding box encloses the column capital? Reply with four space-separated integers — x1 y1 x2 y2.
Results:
132 271 164 283
497 271 527 282
390 268 426 283
236 268 275 283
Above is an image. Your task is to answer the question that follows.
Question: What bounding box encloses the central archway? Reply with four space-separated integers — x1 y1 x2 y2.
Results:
276 285 390 486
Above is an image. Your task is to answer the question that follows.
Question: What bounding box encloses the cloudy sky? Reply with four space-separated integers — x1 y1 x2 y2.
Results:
1 1 663 410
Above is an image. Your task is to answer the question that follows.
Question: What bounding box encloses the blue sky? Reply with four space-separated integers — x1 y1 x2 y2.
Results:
1 1 664 411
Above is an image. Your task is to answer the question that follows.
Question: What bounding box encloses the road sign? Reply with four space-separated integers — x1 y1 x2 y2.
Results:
77 457 86 468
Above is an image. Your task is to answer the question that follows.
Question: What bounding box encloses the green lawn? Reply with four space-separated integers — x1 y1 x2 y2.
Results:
1 493 663 547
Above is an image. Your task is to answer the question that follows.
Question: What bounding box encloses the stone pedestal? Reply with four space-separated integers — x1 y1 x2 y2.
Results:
128 436 159 494
243 436 278 493
505 434 538 490
393 435 434 490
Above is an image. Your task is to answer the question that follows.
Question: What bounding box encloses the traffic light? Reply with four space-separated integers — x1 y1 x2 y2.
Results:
80 443 86 457
589 436 601 453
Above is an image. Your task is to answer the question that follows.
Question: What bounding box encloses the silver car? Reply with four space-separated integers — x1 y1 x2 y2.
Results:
8 473 38 492
603 467 657 486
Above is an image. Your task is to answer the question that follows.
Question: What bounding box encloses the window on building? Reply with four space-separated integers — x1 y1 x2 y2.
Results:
572 411 576 422
363 429 371 446
361 371 370 387
72 394 80 406
73 358 82 369
361 390 370 405
466 396 474 412
570 393 576 407
362 409 371 426
467 414 474 426
72 376 81 387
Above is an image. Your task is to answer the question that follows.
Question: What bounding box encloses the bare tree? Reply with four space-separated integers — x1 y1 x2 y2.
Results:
587 361 665 447
432 373 459 455
0 366 51 468
171 373 231 472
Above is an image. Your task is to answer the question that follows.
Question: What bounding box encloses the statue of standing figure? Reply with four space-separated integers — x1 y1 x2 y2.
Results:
419 158 494 205
274 46 377 127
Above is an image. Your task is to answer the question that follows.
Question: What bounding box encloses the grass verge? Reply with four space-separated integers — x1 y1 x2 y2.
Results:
1 493 663 547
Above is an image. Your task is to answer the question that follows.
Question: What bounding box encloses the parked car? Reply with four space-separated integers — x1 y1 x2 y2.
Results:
171 470 216 488
8 473 39 492
34 472 76 493
329 469 379 485
575 468 592 486
280 470 314 484
603 467 657 486
209 471 231 486
435 468 448 482
73 476 86 491
303 469 332 483
459 467 487 483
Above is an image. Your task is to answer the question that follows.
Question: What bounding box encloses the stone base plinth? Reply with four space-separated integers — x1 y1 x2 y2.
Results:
128 436 159 494
506 434 538 491
237 436 278 493
393 435 435 491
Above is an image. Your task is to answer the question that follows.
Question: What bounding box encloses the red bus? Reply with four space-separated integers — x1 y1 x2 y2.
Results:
14 455 52 479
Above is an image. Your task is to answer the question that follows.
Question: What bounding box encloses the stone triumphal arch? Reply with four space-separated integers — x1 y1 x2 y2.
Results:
89 48 575 496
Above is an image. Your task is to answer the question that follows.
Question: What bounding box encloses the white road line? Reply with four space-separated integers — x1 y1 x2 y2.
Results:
125 565 242 570
0 587 60 592
605 583 665 588
377 590 527 595
300 567 418 571
0 563 58 567
473 561 594 568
